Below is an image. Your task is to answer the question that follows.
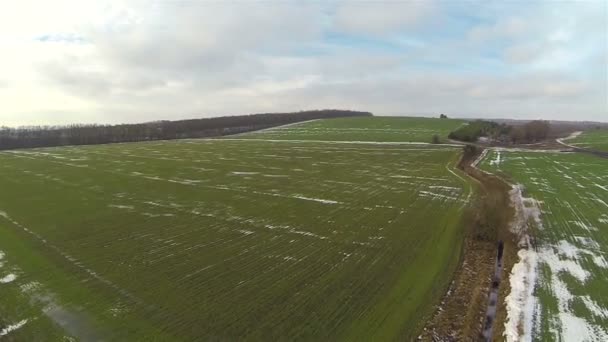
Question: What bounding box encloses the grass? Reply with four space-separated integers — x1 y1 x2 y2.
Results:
569 129 608 152
0 118 472 340
480 150 608 340
238 116 466 143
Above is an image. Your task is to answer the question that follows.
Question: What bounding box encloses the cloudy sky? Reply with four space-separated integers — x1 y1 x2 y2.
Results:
0 0 606 126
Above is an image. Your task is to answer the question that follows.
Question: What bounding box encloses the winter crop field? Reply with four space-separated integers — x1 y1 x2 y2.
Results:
569 129 608 152
0 120 470 340
481 150 608 340
239 116 466 143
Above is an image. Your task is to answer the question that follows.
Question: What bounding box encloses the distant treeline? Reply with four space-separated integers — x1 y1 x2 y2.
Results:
448 120 511 142
449 120 550 144
0 110 372 150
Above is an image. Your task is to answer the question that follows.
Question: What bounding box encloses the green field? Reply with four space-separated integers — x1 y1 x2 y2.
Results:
0 120 471 340
569 129 608 152
239 116 466 143
481 150 608 340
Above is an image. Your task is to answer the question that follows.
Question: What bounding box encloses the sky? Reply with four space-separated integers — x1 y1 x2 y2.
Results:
0 0 606 126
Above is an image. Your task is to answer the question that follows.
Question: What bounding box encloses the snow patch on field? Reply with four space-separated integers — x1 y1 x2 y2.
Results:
418 190 461 202
265 224 328 240
569 220 597 231
555 239 608 269
509 185 543 242
428 185 460 191
490 151 503 167
0 274 17 283
505 184 608 340
542 245 589 282
540 242 608 340
142 213 174 218
292 195 339 205
594 198 608 208
389 175 448 182
0 319 28 336
503 239 608 342
581 296 608 319
593 183 608 192
291 229 327 240
108 204 135 210
20 281 42 293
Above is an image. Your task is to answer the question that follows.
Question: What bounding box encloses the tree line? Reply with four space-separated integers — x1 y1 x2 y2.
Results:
448 119 551 144
0 110 372 150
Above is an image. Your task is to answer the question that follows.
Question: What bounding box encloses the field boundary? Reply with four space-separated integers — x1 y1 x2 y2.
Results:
223 119 322 137
556 133 608 158
219 138 464 147
421 146 520 340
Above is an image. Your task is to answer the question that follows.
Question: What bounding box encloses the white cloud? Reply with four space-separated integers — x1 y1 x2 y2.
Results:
468 17 529 43
333 0 436 36
0 0 605 126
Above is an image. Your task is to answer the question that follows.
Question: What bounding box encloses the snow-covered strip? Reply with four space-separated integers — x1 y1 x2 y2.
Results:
504 248 538 342
389 175 448 181
265 224 329 240
0 319 28 336
142 213 174 218
0 273 17 283
290 229 328 240
418 190 461 201
228 119 321 136
594 183 608 192
264 126 442 133
504 184 541 341
108 204 135 210
491 147 571 154
292 195 339 204
561 131 583 141
556 131 583 149
471 148 489 168
428 185 461 191
219 138 463 147
168 178 201 185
